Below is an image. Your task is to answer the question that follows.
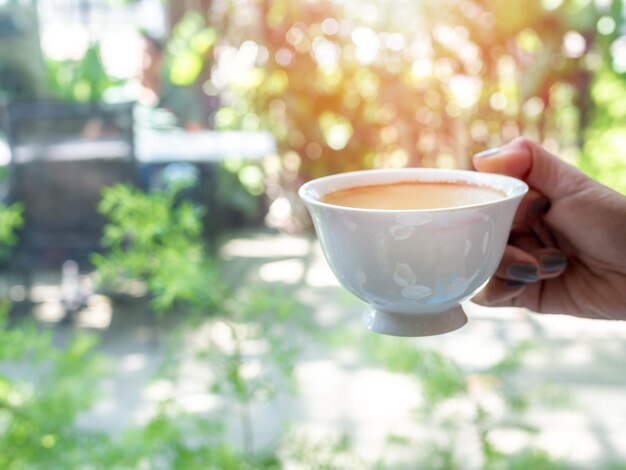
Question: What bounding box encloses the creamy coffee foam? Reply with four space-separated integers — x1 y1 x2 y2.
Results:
321 181 506 210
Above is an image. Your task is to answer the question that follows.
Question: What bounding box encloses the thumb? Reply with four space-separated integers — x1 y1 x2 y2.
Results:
473 138 592 202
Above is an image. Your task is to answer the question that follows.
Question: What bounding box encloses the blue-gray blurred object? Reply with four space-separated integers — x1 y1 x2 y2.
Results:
0 2 47 101
1 101 137 285
159 162 200 190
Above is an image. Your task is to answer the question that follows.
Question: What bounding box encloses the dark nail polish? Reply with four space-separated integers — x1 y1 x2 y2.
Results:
474 147 501 159
506 263 538 282
505 280 526 289
540 253 567 272
529 198 551 216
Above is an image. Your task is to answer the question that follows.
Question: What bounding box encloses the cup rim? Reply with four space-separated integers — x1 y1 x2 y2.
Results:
298 168 529 213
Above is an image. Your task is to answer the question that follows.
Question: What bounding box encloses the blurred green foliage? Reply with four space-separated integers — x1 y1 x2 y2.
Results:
0 203 110 468
45 43 119 102
0 202 23 261
204 0 626 195
92 184 223 314
0 320 110 469
0 188 311 468
281 433 367 470
23 0 626 201
11 0 624 195
0 181 624 468
93 185 307 464
581 68 626 193
167 11 217 87
338 329 573 469
1 0 626 466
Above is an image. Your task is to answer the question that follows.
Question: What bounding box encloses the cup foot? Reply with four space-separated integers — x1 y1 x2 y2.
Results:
362 305 467 337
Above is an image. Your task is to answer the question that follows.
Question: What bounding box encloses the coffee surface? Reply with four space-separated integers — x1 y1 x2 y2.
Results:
321 181 506 210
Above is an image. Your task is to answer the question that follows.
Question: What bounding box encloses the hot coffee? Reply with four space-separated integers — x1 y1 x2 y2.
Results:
321 180 505 210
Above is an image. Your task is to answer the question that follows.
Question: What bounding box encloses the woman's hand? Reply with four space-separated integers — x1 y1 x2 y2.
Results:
472 138 626 320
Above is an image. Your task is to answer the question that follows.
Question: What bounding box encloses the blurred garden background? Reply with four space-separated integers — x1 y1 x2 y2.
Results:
0 0 625 468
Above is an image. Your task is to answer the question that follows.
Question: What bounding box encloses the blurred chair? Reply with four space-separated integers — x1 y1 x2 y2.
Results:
1 101 137 288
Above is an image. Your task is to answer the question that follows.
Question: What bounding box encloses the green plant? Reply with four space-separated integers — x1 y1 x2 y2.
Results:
92 184 223 314
282 432 367 470
0 300 117 469
0 184 319 469
581 67 626 194
166 11 217 87
0 203 118 468
93 184 310 466
188 0 626 232
0 202 24 261
45 42 119 103
351 332 571 470
98 408 256 470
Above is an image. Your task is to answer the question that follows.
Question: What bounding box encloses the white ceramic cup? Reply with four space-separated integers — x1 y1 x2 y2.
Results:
299 168 528 337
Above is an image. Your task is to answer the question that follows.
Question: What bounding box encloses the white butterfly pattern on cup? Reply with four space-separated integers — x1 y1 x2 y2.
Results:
393 263 433 300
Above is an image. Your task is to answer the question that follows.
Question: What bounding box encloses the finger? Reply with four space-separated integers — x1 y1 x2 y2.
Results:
509 229 544 252
494 245 540 282
510 221 557 251
473 277 527 307
530 221 557 248
532 248 567 279
473 138 593 202
512 188 550 229
495 244 567 282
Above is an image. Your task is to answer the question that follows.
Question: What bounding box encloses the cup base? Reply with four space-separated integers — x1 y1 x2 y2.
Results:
362 305 467 337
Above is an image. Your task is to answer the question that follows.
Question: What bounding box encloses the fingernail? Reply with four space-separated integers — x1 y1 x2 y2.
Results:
474 147 501 159
506 263 538 282
505 280 526 289
529 198 551 216
540 253 567 272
